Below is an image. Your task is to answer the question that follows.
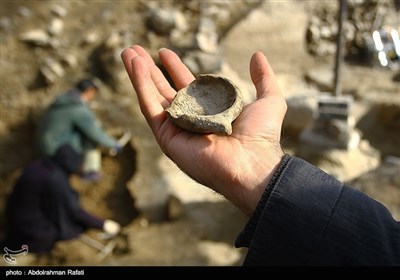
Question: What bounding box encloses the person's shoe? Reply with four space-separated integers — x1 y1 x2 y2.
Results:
81 171 102 182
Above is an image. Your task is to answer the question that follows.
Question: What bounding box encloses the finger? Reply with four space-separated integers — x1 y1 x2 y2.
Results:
250 51 282 100
121 46 139 76
132 45 176 102
121 47 170 108
249 52 287 127
130 55 166 134
159 48 195 90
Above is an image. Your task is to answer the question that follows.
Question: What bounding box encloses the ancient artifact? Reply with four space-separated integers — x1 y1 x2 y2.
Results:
165 74 243 135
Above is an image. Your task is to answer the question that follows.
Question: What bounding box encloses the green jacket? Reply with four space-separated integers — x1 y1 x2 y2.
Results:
34 89 118 157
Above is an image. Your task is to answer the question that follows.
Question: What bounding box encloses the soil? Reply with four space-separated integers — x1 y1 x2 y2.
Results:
0 0 399 266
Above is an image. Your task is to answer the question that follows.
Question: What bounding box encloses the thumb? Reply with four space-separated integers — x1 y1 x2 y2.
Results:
250 51 281 100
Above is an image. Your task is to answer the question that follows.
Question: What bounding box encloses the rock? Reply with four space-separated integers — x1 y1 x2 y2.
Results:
126 151 170 222
165 74 243 135
51 5 68 17
103 32 121 49
305 0 391 59
196 18 219 54
40 57 65 85
201 0 264 36
40 66 57 85
306 23 320 43
283 94 317 137
320 25 333 39
18 6 31 18
364 93 400 127
19 29 49 46
83 32 99 45
48 38 61 49
44 57 64 77
174 10 188 32
316 41 336 57
170 29 195 49
299 94 360 150
48 18 64 36
182 50 223 75
147 8 176 35
195 31 219 54
166 194 184 220
372 102 400 129
305 66 334 92
300 125 361 150
0 17 11 32
357 93 400 157
198 241 243 266
182 55 200 74
96 32 130 93
297 139 380 182
61 53 77 68
384 155 400 165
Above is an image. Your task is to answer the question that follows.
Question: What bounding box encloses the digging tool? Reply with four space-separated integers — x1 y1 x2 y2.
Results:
109 129 132 156
79 233 117 260
333 0 346 98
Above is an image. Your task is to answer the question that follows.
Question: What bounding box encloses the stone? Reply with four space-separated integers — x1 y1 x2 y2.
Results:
40 57 65 85
182 50 223 75
196 18 219 54
147 8 176 35
0 17 11 32
19 29 49 46
195 31 219 53
44 57 65 78
51 5 67 17
166 194 184 220
83 32 99 45
48 18 64 36
18 6 31 18
373 102 400 129
297 139 380 182
61 53 77 68
299 94 359 150
305 66 334 92
165 74 242 135
283 94 317 136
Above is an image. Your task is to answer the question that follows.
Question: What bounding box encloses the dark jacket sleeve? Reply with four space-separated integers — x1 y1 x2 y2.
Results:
235 155 400 266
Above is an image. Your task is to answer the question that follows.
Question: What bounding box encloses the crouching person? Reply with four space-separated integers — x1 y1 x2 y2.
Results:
1 144 120 254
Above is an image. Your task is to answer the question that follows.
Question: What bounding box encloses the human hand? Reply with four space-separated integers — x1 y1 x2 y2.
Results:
109 130 131 156
121 45 287 216
103 219 121 236
115 144 123 153
109 144 122 156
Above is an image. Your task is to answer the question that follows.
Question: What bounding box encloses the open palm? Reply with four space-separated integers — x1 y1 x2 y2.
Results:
121 45 287 215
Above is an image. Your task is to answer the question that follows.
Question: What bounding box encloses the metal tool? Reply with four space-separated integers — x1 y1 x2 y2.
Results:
79 234 117 260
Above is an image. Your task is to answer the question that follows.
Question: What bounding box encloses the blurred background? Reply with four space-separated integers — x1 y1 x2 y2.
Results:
0 0 399 265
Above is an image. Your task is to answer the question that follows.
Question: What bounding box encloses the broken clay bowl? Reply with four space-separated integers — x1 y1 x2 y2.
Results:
165 74 243 135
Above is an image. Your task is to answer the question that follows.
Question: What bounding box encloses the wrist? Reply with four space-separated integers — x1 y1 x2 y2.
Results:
228 144 284 216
